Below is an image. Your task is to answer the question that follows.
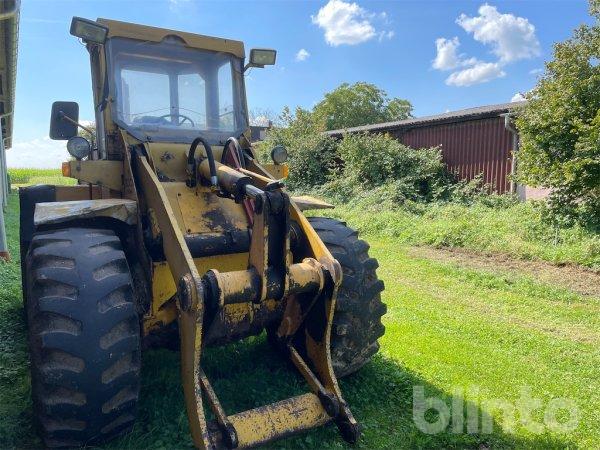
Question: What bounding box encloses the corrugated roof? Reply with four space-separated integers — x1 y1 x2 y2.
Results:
0 0 19 149
326 101 526 136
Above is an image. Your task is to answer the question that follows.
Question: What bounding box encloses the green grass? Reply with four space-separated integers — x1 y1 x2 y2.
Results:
322 200 600 269
7 168 75 187
1 191 598 448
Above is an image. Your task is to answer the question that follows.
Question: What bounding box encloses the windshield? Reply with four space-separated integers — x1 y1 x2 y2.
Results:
106 36 248 144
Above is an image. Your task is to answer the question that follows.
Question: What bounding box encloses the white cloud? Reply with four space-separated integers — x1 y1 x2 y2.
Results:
168 0 191 11
433 4 539 87
7 137 68 169
432 37 478 71
529 68 543 75
457 4 540 63
311 0 391 46
445 61 506 87
432 37 461 70
295 49 310 62
511 92 526 102
378 30 394 42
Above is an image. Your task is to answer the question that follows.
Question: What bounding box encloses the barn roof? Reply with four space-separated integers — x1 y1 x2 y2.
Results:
326 101 526 137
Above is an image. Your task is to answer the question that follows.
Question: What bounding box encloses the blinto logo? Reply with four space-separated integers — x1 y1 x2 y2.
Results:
412 385 579 435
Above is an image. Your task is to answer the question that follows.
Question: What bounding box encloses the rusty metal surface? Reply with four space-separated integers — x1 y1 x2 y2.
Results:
391 116 513 193
34 199 138 226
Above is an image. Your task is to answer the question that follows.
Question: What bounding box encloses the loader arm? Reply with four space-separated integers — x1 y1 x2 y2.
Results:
133 146 359 448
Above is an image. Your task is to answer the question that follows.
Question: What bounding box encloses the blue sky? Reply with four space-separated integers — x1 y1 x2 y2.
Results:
8 0 592 167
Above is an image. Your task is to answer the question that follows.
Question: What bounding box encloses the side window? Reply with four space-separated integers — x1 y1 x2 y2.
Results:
120 69 169 124
218 63 235 130
178 73 206 128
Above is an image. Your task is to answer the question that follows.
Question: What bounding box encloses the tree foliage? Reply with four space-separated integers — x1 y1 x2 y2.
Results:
312 82 412 130
323 133 454 204
254 106 337 190
516 0 600 229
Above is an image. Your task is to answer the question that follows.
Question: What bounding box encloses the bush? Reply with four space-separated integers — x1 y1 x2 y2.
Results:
255 107 337 190
316 198 600 269
322 132 455 204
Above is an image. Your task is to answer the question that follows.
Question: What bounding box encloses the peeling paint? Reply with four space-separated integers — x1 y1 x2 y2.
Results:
34 199 138 226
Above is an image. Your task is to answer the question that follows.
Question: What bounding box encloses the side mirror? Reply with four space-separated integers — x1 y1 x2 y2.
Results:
245 49 277 71
49 101 79 140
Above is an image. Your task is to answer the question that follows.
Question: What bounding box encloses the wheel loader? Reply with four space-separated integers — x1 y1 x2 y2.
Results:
19 17 386 449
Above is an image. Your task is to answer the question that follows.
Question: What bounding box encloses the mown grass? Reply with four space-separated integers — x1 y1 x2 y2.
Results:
1 191 598 448
322 199 600 270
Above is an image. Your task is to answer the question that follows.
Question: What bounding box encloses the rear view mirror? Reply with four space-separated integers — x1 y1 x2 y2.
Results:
49 101 79 140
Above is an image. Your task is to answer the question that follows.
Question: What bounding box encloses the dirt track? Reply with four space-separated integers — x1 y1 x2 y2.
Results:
409 246 600 298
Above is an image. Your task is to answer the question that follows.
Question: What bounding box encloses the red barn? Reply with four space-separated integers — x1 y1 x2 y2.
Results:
327 102 526 194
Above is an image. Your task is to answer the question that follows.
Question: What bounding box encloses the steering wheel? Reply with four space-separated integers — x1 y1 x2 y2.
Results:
158 113 195 127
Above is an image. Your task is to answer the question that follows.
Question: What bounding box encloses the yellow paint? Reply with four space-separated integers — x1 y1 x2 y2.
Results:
67 160 124 191
144 253 249 333
227 393 330 447
262 163 288 179
98 18 245 58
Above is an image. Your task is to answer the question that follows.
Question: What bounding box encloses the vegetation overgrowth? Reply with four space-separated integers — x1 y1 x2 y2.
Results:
1 193 599 449
516 0 600 230
7 168 75 187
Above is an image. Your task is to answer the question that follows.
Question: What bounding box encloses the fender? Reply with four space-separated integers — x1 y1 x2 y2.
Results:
291 195 334 211
34 198 138 227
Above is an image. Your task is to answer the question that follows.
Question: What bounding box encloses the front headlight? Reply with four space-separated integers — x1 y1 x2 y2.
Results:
270 145 288 165
66 136 91 160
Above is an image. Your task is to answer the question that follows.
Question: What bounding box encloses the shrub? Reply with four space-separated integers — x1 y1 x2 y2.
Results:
322 132 454 204
255 107 337 190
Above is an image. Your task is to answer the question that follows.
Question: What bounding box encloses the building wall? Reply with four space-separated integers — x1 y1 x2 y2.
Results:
388 116 514 193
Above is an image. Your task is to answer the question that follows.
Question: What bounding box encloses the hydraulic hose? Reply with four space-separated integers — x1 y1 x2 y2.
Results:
188 136 217 187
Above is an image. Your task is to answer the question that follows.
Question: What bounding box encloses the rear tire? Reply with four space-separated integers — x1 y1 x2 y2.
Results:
25 228 141 448
308 217 386 377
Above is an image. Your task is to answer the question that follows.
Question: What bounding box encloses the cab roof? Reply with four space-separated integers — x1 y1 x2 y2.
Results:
97 18 245 58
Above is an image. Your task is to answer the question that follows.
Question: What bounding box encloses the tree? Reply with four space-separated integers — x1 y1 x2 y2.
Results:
255 106 337 190
78 122 96 146
312 82 412 130
516 0 600 229
384 98 413 122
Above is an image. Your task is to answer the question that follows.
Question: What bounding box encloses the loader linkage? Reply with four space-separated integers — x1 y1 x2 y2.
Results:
135 144 359 448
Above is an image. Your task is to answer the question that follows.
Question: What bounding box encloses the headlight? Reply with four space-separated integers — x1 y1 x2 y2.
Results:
66 136 91 160
271 145 288 165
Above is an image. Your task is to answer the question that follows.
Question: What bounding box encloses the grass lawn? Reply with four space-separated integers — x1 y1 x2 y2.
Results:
322 199 600 270
1 191 598 449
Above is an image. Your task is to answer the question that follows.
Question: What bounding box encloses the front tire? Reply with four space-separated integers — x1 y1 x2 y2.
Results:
308 217 386 377
25 228 141 448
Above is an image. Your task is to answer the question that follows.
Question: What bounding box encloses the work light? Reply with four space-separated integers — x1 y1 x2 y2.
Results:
70 17 108 44
249 49 277 66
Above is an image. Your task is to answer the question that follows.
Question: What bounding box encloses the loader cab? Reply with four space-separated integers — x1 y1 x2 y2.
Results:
69 17 274 157
106 35 247 144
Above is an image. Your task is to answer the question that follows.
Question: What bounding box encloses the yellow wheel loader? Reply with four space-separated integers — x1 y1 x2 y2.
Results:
19 17 386 449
